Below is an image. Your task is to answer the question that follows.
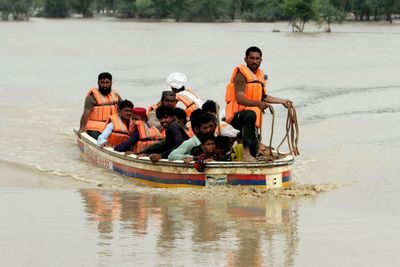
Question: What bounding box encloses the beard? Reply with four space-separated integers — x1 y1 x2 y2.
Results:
99 87 111 96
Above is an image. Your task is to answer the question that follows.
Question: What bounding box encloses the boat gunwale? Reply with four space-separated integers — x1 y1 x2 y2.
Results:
74 128 294 169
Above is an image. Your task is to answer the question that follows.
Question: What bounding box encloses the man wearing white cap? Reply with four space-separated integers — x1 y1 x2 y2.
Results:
166 72 204 118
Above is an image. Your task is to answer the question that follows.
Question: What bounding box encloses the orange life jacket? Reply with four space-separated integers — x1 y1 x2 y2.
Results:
185 126 194 138
107 113 132 147
225 64 267 128
146 102 160 116
132 121 164 153
176 88 202 118
85 88 120 132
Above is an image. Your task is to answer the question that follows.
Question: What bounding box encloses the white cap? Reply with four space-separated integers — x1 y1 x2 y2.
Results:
166 72 187 89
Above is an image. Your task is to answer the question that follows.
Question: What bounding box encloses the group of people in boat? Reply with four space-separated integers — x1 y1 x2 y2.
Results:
78 46 292 167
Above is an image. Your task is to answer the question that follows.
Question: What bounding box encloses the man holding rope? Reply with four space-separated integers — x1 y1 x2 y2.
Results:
225 46 292 161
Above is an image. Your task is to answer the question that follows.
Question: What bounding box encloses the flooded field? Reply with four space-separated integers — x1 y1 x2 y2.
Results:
0 18 399 266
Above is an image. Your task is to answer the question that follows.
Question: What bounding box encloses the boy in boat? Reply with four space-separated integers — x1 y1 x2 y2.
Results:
185 134 217 170
78 72 122 140
167 111 216 161
139 106 189 163
225 46 292 161
147 91 177 131
97 100 134 147
114 107 163 153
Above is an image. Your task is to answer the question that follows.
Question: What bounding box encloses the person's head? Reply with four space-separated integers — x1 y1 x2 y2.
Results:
174 107 187 126
97 72 112 96
132 107 147 121
207 113 217 134
156 105 175 129
167 72 187 93
192 113 216 136
245 46 262 73
236 132 243 143
199 133 216 154
190 109 205 125
202 100 217 116
160 91 177 108
118 99 134 121
215 136 231 155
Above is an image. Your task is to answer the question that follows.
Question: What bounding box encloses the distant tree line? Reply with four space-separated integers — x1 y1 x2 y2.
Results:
1 0 399 31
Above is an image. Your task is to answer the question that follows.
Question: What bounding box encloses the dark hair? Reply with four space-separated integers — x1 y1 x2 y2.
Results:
118 99 134 110
192 113 215 130
156 105 175 120
199 133 216 145
202 100 217 114
174 107 187 125
215 136 231 153
161 90 176 101
98 72 112 81
245 46 262 58
236 131 242 140
189 109 205 124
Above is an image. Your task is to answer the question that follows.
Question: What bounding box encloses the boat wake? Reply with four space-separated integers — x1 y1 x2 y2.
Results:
162 182 345 200
0 159 106 188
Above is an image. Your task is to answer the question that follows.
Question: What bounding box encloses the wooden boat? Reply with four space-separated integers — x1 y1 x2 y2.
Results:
75 129 294 188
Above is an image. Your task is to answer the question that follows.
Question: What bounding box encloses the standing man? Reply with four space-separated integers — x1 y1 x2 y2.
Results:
78 72 122 139
225 46 292 161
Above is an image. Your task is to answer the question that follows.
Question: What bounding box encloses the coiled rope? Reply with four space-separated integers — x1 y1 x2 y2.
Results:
260 104 299 161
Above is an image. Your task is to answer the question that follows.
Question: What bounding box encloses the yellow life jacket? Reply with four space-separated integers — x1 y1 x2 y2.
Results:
225 65 266 128
85 88 120 132
132 121 164 153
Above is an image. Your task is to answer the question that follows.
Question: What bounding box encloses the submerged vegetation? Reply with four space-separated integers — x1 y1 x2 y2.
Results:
1 0 399 31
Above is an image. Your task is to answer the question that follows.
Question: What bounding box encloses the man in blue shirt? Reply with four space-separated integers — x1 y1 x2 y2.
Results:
168 111 216 162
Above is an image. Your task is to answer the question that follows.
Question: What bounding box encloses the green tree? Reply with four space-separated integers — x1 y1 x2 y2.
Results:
95 0 117 14
283 0 319 31
166 0 184 21
381 0 400 22
43 0 69 17
180 0 234 21
71 0 95 17
136 0 156 18
116 0 135 18
242 0 285 21
0 0 30 20
319 0 345 31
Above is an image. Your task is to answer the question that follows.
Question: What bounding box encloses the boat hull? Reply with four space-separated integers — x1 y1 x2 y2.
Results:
76 131 294 188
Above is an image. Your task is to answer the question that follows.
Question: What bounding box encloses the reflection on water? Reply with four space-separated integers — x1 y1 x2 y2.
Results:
80 189 298 266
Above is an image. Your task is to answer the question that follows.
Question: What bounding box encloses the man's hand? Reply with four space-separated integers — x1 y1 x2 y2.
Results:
149 153 162 163
258 101 270 111
281 99 292 108
99 142 108 148
183 156 193 164
77 129 84 138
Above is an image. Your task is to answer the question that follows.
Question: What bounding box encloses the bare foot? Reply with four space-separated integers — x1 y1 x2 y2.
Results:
242 148 256 162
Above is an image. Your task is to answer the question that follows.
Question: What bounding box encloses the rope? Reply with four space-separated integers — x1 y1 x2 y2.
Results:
215 102 221 136
259 104 299 161
276 104 300 156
